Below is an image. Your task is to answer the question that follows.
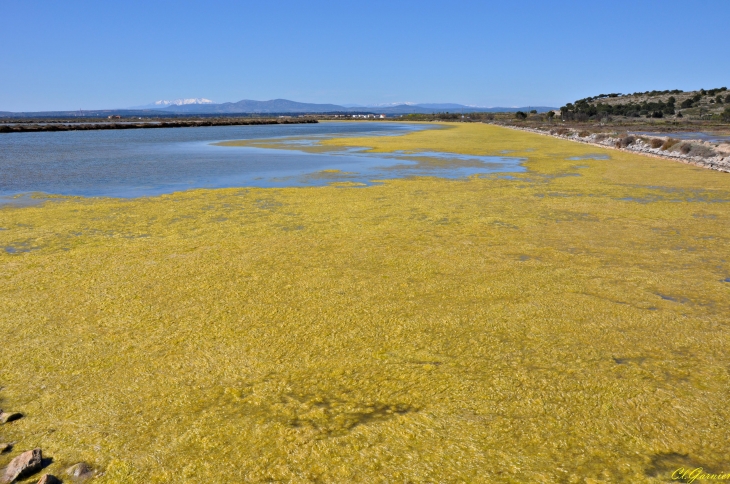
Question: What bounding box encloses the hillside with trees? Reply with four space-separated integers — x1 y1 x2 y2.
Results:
560 87 729 121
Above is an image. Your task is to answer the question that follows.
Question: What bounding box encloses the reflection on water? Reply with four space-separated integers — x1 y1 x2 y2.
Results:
0 122 526 200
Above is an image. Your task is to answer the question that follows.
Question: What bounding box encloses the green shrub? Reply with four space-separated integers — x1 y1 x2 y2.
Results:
515 111 527 119
661 138 679 150
680 143 692 154
725 94 730 103
651 111 663 118
722 107 730 121
690 145 714 158
620 135 636 147
676 111 683 118
681 99 694 108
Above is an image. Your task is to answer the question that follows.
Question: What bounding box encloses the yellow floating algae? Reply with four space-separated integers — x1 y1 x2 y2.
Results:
1 124 729 483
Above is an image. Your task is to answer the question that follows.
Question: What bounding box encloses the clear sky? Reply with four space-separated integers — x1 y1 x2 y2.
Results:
1 0 728 111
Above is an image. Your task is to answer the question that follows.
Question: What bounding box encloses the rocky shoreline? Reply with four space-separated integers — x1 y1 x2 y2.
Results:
491 123 730 173
0 117 318 134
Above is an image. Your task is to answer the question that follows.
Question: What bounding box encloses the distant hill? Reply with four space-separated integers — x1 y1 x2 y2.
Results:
562 87 729 118
372 104 554 114
416 103 477 110
164 99 346 114
161 99 555 115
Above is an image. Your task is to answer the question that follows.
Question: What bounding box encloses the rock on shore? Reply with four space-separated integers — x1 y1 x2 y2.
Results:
0 411 22 424
37 475 62 484
1 448 42 483
65 462 92 479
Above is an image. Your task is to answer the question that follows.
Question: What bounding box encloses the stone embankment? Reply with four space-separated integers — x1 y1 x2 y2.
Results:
493 123 730 173
0 118 318 134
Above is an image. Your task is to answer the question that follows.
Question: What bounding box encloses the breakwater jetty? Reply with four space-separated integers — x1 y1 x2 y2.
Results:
0 117 317 134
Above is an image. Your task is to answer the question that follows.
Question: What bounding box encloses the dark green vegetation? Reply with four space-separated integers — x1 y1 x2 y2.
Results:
561 87 728 121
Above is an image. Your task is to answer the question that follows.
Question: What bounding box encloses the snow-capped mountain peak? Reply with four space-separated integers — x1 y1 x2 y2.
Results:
154 98 214 106
129 98 215 109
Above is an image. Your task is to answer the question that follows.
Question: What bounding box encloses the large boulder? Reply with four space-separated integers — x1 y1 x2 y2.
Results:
1 448 43 483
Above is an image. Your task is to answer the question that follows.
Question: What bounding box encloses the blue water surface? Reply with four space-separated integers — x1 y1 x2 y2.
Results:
631 131 730 143
0 122 526 201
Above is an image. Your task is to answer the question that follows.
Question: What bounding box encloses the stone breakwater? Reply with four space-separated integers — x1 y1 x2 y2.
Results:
492 123 730 173
0 118 318 134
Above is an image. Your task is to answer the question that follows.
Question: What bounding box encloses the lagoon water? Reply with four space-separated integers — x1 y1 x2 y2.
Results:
630 131 730 143
0 122 525 200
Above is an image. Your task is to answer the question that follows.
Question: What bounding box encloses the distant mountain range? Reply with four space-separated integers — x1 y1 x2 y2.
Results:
0 98 556 117
147 99 555 114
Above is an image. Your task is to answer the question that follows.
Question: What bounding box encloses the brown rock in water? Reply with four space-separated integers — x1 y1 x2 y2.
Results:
37 475 62 484
0 410 23 423
1 448 43 483
65 462 92 479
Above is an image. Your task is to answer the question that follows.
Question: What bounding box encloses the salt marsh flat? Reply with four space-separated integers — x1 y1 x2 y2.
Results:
1 123 729 482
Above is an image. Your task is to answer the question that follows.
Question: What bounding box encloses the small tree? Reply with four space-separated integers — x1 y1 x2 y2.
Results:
529 109 537 114
515 111 527 119
722 107 730 122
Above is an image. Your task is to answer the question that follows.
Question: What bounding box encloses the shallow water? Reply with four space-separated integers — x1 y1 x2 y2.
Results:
631 131 730 143
0 122 525 201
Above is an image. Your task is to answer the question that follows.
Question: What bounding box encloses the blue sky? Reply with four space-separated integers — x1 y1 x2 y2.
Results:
1 0 728 111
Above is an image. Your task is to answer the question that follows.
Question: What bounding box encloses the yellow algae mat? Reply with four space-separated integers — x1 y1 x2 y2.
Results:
1 124 729 483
